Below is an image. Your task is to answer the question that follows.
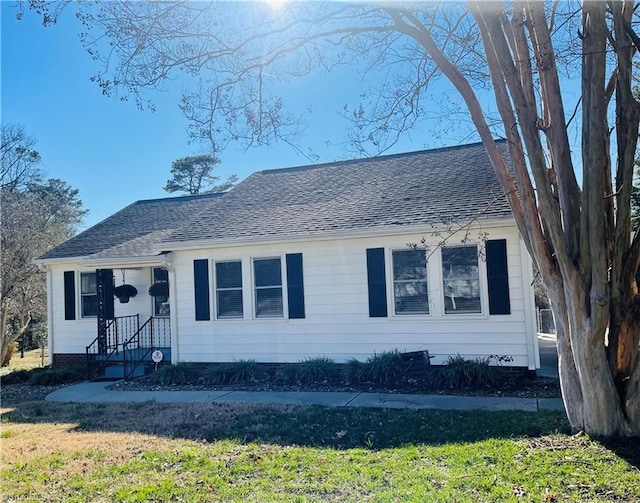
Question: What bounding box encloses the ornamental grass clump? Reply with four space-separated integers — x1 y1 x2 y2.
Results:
343 358 366 384
274 364 299 384
150 362 201 385
202 360 266 385
293 356 339 384
356 350 406 385
428 355 503 389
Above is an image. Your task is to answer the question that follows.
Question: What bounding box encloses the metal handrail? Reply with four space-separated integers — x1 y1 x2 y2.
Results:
85 314 170 380
122 316 171 380
85 314 140 380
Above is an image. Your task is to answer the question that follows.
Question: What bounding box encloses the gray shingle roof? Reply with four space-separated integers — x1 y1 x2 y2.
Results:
167 140 513 243
38 140 513 261
37 193 225 260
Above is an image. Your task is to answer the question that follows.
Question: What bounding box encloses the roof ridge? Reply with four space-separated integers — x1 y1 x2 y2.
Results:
259 138 507 175
132 192 226 205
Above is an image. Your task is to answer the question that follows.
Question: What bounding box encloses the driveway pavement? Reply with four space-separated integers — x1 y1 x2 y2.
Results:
46 381 564 412
538 332 559 378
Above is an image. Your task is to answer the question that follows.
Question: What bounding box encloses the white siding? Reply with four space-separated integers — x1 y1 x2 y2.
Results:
171 225 537 367
45 224 537 368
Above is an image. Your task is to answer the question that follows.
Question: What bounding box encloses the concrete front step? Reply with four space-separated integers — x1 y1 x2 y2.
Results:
103 364 146 379
90 347 171 380
95 348 172 363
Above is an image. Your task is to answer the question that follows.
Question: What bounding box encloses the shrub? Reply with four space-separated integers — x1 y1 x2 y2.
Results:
428 355 503 389
294 356 338 384
202 360 265 385
150 362 201 385
0 369 32 385
358 350 406 385
28 365 86 385
274 364 300 384
343 358 366 384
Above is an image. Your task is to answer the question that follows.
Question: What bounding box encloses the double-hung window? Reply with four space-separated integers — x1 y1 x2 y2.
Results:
254 258 283 318
80 272 98 317
392 249 429 315
442 245 481 314
216 261 243 319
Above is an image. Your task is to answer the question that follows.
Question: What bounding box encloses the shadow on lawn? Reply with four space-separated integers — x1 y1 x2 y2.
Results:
1 399 575 450
598 437 640 470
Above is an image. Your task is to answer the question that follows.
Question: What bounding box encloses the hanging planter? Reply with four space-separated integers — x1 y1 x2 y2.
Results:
113 284 138 304
148 282 169 297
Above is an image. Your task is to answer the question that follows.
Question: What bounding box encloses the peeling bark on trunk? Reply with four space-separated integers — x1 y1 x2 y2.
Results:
459 1 640 436
547 285 584 430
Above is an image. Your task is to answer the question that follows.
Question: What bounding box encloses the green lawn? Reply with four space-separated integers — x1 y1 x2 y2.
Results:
0 348 48 375
1 399 639 502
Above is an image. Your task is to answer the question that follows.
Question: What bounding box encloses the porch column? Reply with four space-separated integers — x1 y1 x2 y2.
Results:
96 269 115 354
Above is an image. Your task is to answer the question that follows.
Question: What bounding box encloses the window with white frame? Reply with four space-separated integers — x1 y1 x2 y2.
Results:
80 272 98 317
253 258 283 318
392 249 429 315
216 261 243 319
441 245 481 314
152 268 170 316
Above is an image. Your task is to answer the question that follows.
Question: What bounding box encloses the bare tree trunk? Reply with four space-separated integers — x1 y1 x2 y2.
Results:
626 363 640 427
566 306 627 436
0 301 11 367
546 283 583 430
0 298 32 367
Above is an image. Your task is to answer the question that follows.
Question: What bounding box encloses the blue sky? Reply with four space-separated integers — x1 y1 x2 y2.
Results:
3 2 551 231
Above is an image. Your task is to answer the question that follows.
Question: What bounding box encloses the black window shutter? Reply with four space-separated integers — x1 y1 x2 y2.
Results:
366 248 388 317
63 271 76 320
286 253 305 319
486 239 511 315
193 259 211 321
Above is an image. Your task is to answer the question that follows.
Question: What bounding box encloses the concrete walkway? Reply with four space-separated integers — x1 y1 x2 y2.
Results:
46 381 564 412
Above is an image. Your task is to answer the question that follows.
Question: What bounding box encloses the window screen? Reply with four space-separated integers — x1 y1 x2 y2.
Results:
442 246 481 314
254 258 283 317
80 272 97 317
216 261 243 318
392 249 429 314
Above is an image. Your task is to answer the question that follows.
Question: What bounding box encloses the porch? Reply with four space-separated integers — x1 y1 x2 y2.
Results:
86 314 171 380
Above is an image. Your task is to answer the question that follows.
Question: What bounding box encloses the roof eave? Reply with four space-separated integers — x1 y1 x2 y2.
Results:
157 217 516 252
33 256 92 267
34 254 170 269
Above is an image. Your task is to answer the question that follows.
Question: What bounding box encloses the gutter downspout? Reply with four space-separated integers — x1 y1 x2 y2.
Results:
163 254 179 364
519 238 540 371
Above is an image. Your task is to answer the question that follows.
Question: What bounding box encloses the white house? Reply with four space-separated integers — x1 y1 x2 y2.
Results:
35 140 540 378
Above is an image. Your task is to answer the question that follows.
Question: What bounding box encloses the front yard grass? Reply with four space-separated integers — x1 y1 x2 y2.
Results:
1 399 639 502
0 348 48 375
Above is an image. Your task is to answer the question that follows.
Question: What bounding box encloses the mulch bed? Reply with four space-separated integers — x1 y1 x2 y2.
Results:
0 374 561 408
1 384 65 405
107 374 561 398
